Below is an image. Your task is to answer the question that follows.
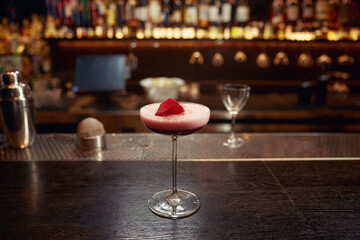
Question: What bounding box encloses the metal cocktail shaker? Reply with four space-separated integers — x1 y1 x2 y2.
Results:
0 71 36 148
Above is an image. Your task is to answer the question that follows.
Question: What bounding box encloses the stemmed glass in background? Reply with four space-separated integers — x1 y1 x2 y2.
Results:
221 84 250 148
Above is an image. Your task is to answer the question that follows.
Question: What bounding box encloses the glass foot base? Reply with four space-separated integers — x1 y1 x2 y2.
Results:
148 189 200 219
223 137 244 148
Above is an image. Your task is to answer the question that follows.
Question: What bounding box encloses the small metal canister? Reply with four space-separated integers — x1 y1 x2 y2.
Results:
0 71 36 148
76 117 106 153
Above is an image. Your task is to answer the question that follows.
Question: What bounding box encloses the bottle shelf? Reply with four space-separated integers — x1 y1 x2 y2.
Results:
50 38 360 49
49 37 360 83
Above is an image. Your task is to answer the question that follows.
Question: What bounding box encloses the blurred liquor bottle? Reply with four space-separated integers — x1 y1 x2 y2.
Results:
208 0 222 39
136 0 148 25
156 0 172 39
231 0 250 39
64 0 74 26
329 0 339 29
8 7 19 34
135 0 148 38
198 0 210 28
338 0 351 29
72 0 81 27
57 0 65 25
148 0 162 26
270 0 285 27
315 0 330 25
90 0 99 26
97 0 106 19
221 0 234 37
115 0 126 38
235 0 250 27
301 0 314 29
171 0 183 26
162 0 172 27
125 0 140 36
105 0 117 38
106 0 117 27
117 0 126 27
184 0 199 27
45 0 58 18
80 0 92 27
285 0 300 26
91 0 105 37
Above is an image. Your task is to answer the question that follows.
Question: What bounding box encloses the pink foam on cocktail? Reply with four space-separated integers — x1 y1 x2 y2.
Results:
140 102 210 135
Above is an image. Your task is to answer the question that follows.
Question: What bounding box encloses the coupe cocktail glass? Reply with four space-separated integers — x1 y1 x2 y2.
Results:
140 102 210 219
221 84 250 148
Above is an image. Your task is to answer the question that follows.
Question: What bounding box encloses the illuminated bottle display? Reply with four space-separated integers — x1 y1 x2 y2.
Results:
39 0 360 41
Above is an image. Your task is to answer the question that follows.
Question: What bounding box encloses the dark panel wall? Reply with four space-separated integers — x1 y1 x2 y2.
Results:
0 0 46 21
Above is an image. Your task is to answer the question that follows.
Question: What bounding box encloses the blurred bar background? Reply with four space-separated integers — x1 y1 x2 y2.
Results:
0 0 359 133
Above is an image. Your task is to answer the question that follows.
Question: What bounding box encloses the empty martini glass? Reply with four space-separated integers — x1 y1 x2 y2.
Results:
140 101 210 219
221 84 250 148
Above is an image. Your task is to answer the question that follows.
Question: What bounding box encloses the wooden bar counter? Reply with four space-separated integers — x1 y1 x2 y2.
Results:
0 133 360 239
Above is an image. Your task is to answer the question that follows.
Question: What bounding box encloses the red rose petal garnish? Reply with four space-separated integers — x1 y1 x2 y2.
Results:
155 98 184 116
165 104 185 115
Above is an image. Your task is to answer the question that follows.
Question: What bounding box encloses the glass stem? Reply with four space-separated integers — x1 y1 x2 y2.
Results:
230 113 237 141
171 135 178 195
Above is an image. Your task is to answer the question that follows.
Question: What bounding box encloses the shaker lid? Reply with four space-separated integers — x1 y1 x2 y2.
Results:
76 117 106 153
0 71 21 87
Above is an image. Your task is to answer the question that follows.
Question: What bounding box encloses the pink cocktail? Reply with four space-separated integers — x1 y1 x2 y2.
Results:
140 102 210 136
140 101 210 219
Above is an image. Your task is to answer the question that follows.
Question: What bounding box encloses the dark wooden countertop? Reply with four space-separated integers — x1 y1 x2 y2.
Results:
0 133 359 239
